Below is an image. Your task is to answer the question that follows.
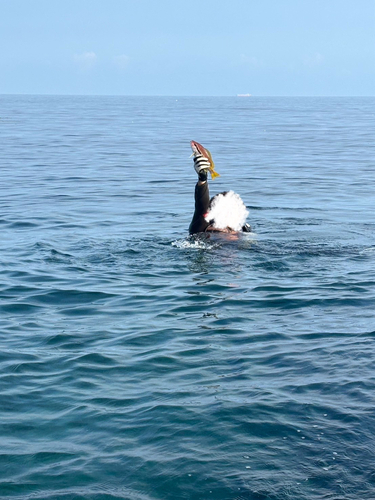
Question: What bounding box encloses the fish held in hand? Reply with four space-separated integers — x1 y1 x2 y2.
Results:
190 140 220 180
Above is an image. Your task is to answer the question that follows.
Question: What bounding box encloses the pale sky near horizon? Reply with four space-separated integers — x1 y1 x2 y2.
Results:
1 0 374 96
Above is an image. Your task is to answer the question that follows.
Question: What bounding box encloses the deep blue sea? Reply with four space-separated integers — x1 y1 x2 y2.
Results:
0 95 374 500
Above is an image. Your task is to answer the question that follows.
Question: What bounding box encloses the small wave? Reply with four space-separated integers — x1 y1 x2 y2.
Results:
171 237 222 250
9 221 39 229
172 232 257 251
361 246 375 255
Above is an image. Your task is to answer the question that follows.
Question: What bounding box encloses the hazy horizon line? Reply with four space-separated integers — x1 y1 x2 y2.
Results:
1 93 374 98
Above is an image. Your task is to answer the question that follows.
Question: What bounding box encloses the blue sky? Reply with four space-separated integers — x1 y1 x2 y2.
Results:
1 0 374 95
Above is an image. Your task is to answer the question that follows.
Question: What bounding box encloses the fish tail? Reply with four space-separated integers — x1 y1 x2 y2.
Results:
210 169 220 180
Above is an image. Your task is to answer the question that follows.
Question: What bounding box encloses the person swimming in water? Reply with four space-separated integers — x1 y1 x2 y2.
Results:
189 140 251 235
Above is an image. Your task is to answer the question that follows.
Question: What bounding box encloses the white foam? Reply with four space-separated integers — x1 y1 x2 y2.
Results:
171 238 220 250
205 190 249 231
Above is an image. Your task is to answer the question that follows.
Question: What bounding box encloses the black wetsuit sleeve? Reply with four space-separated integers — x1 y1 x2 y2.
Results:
189 181 210 234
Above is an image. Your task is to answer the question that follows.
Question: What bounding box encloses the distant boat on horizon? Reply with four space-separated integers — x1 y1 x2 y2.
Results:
237 93 252 97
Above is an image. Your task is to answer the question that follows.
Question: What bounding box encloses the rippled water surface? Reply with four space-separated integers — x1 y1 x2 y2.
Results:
1 96 375 499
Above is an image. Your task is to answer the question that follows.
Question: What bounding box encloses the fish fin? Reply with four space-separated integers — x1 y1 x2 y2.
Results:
205 149 214 168
205 148 220 179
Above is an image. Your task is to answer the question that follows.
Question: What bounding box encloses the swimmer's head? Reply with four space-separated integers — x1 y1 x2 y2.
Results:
205 191 249 232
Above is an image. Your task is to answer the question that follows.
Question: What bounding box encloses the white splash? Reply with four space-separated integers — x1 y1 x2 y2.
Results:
171 238 220 250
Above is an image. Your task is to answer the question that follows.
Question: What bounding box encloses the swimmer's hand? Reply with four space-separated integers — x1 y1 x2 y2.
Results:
190 140 220 180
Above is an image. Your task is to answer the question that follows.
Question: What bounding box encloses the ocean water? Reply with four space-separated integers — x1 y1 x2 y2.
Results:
0 95 374 500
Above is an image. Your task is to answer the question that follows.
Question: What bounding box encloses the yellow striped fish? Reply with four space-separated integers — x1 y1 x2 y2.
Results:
190 140 220 180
